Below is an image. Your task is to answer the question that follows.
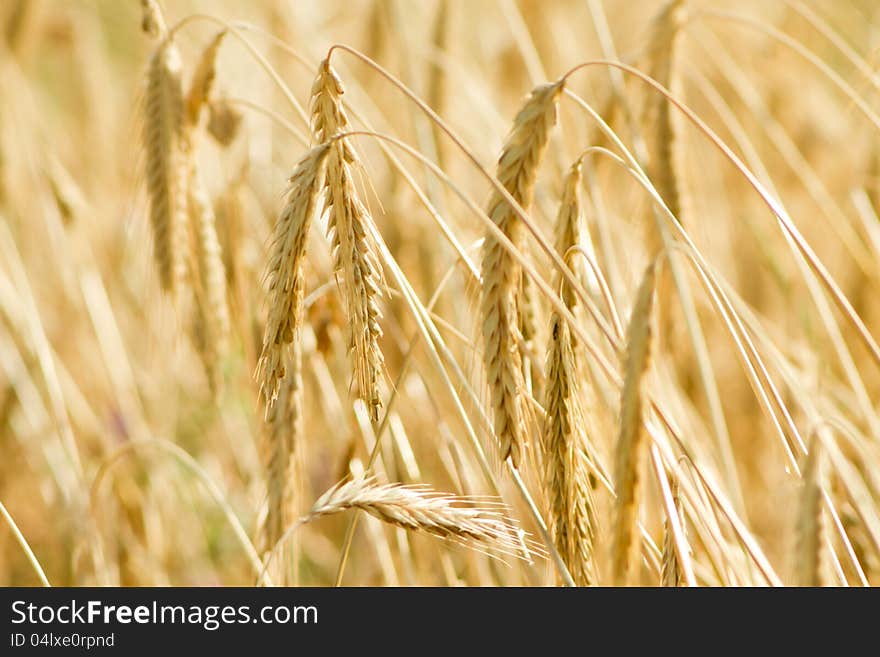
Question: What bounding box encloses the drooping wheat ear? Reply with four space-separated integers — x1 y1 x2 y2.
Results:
182 31 231 396
260 346 303 585
187 168 230 396
795 434 826 587
481 80 564 468
144 35 188 295
611 263 656 586
544 312 597 586
518 269 543 397
186 30 227 127
311 58 385 422
307 477 531 559
660 476 685 587
257 144 332 407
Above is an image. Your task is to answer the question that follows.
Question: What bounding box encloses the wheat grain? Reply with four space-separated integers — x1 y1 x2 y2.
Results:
611 263 656 585
481 80 563 467
660 476 685 587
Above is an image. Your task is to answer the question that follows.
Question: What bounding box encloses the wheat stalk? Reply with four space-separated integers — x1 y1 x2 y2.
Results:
257 143 331 407
611 263 656 585
481 80 563 467
311 58 385 422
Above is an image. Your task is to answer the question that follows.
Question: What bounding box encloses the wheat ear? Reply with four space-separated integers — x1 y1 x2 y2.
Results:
311 59 385 422
308 477 530 559
543 160 596 585
645 0 687 226
544 312 597 585
795 434 826 586
183 31 231 395
611 263 656 585
481 81 563 467
257 144 331 407
143 34 188 295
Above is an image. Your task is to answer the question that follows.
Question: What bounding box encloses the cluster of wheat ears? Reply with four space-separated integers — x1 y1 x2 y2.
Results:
2 0 880 586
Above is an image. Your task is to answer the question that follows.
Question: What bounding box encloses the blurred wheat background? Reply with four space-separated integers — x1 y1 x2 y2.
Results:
1 0 880 587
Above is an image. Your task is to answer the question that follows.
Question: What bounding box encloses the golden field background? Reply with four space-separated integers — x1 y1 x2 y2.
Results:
1 0 880 586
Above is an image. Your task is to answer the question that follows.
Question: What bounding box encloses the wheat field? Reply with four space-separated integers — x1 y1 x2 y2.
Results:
1 0 879 587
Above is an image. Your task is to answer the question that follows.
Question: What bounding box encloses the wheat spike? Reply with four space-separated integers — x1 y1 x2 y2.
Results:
257 143 331 407
553 161 584 309
260 347 303 585
611 263 656 585
144 36 188 295
544 312 597 585
481 80 563 467
187 167 230 395
795 434 826 587
140 0 166 38
307 477 530 559
543 161 596 585
311 58 385 422
182 31 231 396
645 0 687 226
186 30 227 127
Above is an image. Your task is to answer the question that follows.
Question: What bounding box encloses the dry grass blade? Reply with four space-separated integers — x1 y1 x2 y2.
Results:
257 143 331 407
481 80 563 467
611 263 656 586
311 59 385 422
